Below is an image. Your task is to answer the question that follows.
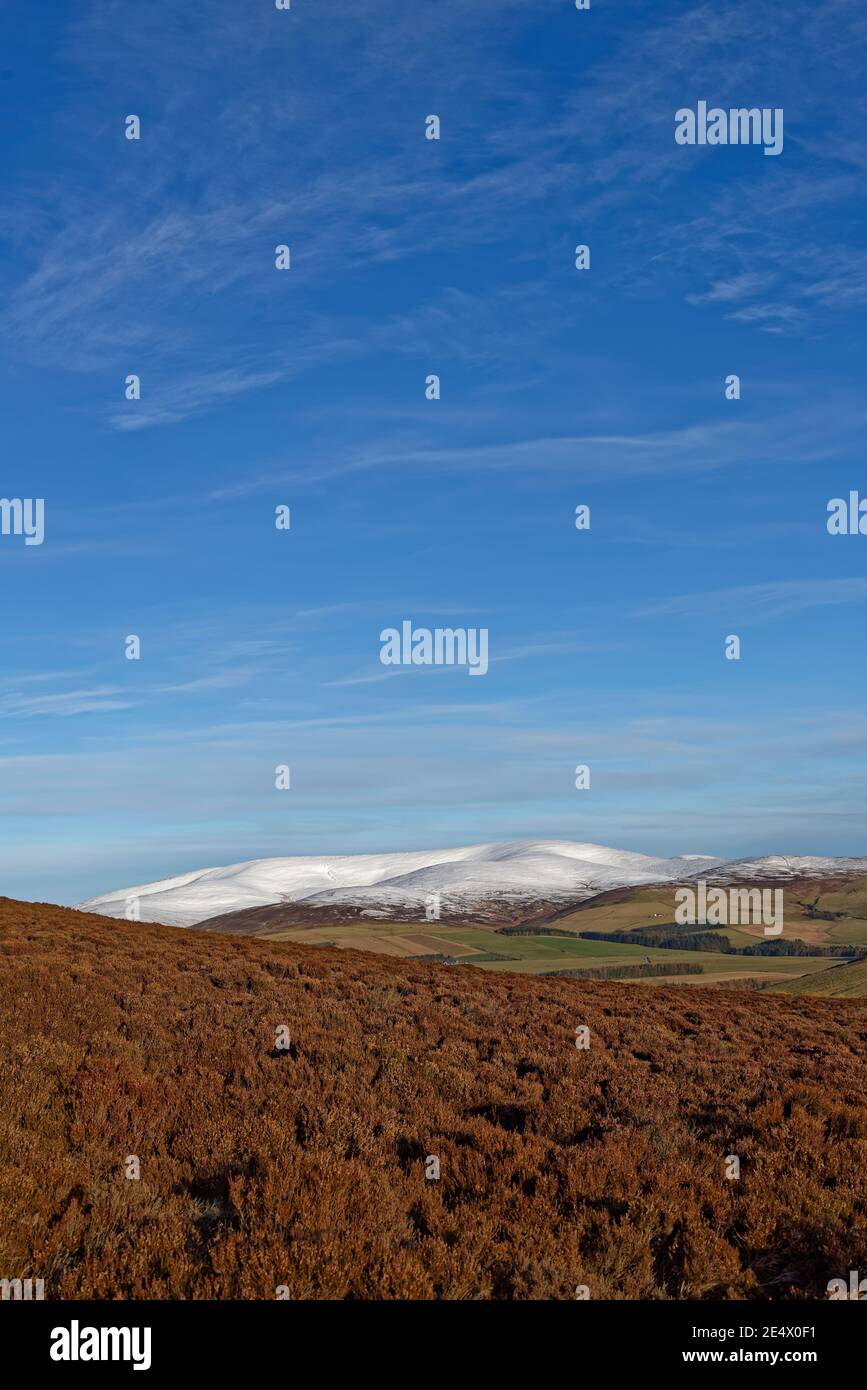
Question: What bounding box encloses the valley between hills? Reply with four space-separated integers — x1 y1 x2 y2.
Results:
191 877 867 997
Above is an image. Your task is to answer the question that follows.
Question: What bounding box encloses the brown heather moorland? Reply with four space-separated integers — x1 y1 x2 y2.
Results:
1 896 866 1300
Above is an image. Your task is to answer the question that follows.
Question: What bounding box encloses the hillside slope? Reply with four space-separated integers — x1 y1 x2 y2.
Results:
1 896 865 1300
772 958 867 998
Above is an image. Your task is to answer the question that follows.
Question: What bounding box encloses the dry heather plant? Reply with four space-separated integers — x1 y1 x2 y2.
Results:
0 897 865 1300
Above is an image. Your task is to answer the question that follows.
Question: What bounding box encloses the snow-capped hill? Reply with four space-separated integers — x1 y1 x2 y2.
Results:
78 840 725 928
79 846 483 928
704 855 867 882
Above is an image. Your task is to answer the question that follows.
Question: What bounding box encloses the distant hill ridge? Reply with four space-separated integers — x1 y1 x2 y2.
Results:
78 842 867 929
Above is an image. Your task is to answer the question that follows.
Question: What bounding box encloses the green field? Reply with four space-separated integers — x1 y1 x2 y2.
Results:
417 928 840 984
770 957 867 997
259 918 844 989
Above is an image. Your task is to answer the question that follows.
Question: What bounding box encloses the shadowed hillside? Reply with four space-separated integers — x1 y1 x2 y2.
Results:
772 958 867 998
1 896 865 1300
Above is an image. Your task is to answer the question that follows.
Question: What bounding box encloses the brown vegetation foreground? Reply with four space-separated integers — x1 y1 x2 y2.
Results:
1 896 866 1300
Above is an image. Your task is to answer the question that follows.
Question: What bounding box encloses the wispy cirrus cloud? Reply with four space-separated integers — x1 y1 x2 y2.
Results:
4 0 864 429
0 687 135 718
634 577 867 622
203 388 867 498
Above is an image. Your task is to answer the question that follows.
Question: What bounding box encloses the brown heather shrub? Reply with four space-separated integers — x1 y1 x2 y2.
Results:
0 896 865 1301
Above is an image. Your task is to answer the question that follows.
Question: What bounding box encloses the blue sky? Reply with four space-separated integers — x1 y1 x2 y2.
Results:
2 0 867 903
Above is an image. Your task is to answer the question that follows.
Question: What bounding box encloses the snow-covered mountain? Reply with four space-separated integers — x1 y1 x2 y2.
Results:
79 840 725 928
702 855 867 883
